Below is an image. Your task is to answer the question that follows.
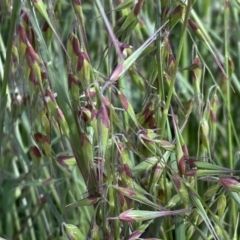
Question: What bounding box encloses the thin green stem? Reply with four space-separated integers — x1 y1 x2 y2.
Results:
224 0 236 232
155 0 164 128
156 0 164 100
224 1 232 168
161 0 193 135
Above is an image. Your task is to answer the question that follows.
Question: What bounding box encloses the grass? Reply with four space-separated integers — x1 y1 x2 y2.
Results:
1 0 240 239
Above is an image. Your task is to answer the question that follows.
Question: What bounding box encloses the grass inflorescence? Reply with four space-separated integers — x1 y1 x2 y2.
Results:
1 0 240 239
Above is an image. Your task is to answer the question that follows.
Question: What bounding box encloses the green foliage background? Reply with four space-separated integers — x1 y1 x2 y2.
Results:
1 0 240 239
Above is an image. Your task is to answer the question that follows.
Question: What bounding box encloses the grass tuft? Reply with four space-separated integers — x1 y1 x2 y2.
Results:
1 1 240 239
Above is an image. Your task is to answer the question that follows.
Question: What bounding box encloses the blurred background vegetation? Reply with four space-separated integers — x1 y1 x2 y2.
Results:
1 0 240 239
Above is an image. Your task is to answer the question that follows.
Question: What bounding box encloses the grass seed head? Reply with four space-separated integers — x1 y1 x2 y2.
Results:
57 156 77 166
42 21 53 45
68 73 80 104
67 33 80 71
133 0 144 16
168 53 176 76
76 51 91 90
192 56 202 94
26 44 42 65
97 103 110 129
167 194 181 208
56 107 70 137
34 132 51 156
17 24 28 45
185 169 197 176
119 163 132 178
204 185 219 200
168 5 184 30
220 177 240 192
41 113 50 136
63 223 85 240
200 118 209 149
79 107 92 124
159 139 175 151
178 155 186 175
29 146 42 163
188 19 205 41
